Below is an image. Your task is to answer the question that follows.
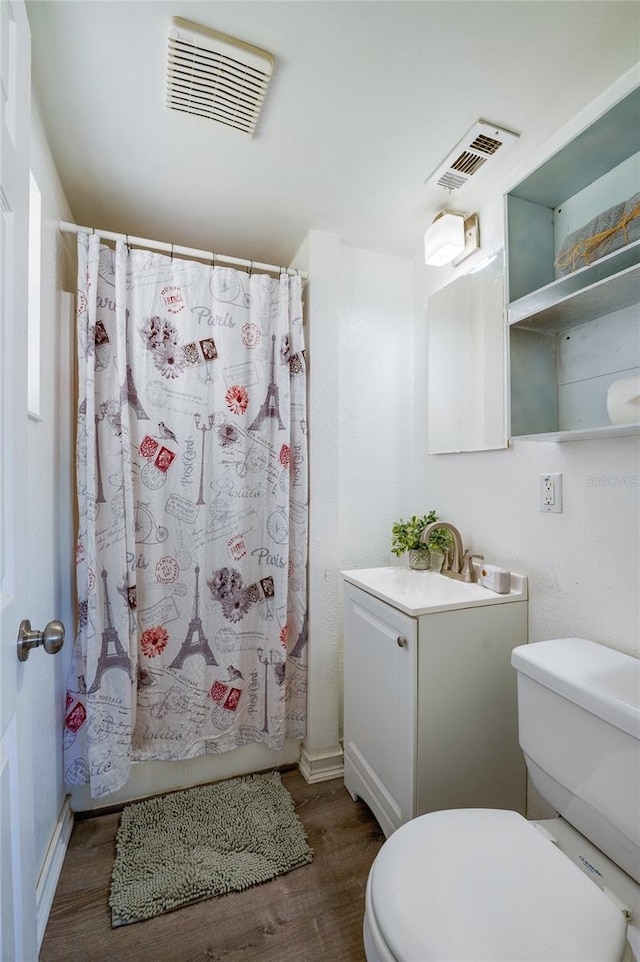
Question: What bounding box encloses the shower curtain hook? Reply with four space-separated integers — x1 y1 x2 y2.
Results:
170 243 174 261
126 235 131 252
248 261 253 278
211 251 215 271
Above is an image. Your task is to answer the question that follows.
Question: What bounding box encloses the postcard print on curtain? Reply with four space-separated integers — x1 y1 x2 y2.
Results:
64 234 308 797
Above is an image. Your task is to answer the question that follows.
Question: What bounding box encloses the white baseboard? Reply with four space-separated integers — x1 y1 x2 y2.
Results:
36 796 74 949
299 744 344 784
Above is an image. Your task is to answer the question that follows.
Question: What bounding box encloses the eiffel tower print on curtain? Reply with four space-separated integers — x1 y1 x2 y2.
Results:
169 565 219 669
120 363 150 420
249 334 285 432
88 569 131 694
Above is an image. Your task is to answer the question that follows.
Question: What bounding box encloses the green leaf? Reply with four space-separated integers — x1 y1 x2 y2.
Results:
390 510 438 554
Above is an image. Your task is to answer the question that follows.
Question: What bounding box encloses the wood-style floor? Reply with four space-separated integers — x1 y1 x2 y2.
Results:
40 769 384 962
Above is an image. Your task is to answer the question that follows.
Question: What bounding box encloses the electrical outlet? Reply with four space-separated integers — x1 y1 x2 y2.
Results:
539 473 563 513
543 478 554 505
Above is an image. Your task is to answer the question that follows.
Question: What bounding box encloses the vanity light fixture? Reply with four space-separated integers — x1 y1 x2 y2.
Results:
424 211 465 266
424 211 480 267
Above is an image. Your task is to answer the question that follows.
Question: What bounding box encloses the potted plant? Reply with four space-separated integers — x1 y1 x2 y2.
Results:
391 511 438 570
424 526 453 572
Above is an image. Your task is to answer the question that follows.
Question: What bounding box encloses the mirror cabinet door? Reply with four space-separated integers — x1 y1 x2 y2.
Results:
427 251 507 454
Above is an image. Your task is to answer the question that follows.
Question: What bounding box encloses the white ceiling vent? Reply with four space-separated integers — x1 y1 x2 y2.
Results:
166 18 275 136
425 120 520 191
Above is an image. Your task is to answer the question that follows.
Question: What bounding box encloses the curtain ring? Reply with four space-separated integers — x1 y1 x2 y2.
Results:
211 251 215 270
248 260 253 278
170 244 174 261
92 227 96 235
126 234 131 252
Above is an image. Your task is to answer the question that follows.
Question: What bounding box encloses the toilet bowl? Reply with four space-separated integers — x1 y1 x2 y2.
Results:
363 639 640 962
364 808 632 962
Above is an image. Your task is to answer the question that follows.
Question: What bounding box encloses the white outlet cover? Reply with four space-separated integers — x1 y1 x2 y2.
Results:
539 473 563 513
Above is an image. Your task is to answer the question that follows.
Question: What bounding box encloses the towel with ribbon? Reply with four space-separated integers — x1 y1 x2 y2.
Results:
555 191 640 276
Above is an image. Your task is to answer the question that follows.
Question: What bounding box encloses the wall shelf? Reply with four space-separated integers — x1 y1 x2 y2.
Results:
508 240 640 332
514 422 640 443
506 84 640 441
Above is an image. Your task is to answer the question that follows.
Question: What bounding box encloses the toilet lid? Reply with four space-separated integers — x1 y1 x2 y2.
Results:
370 809 627 962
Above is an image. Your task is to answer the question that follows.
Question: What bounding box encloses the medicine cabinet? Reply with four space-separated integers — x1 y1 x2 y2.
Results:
506 85 640 441
427 251 507 453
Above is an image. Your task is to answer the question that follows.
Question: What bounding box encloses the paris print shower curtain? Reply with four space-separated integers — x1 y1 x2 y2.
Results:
64 234 308 797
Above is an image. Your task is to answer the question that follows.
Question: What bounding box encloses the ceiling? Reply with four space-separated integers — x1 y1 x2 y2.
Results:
27 1 640 268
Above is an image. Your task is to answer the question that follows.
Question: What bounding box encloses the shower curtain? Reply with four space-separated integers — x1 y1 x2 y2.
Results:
64 234 308 798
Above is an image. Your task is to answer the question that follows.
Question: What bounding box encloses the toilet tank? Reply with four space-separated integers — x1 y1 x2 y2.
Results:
511 638 640 883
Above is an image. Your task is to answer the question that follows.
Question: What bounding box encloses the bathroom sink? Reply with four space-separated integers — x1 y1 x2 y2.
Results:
341 566 527 616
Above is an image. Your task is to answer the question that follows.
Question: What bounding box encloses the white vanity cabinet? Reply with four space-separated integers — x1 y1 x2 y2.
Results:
343 575 527 837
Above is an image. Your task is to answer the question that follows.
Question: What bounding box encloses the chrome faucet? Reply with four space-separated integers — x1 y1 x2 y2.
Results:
419 521 483 582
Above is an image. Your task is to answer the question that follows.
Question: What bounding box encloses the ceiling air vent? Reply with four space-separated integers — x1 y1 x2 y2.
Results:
425 119 519 192
166 18 275 136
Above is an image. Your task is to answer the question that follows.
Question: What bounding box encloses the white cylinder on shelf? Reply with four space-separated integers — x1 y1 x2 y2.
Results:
606 375 640 424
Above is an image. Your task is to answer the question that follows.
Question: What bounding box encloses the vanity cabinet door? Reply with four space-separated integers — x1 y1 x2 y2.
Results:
343 584 417 837
416 602 527 817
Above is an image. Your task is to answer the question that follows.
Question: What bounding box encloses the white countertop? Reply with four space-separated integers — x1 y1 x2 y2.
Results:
341 566 528 616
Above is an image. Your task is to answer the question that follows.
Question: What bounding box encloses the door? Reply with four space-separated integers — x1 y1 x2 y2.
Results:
0 2 37 960
343 583 417 837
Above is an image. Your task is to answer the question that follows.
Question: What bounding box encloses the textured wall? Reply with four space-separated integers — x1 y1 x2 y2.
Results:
338 245 416 571
412 435 639 655
294 233 416 765
336 244 416 737
299 232 342 762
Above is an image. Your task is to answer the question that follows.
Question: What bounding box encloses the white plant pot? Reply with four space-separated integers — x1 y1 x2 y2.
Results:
408 549 430 570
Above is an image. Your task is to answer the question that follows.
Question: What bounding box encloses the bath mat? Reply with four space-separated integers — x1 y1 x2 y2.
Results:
109 770 313 926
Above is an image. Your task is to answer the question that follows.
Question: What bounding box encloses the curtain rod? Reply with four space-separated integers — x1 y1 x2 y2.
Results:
58 221 308 280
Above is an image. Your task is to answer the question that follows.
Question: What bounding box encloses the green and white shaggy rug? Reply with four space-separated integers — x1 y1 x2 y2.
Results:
109 770 313 926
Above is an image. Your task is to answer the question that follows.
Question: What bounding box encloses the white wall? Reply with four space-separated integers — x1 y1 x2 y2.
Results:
28 100 76 872
337 244 416 738
414 66 640 660
412 437 639 654
292 232 416 778
292 232 342 780
338 245 416 571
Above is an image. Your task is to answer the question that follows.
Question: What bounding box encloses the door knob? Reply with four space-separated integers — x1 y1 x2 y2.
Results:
17 619 65 662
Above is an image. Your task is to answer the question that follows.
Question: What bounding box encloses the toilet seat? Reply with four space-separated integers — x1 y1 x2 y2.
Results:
367 808 628 962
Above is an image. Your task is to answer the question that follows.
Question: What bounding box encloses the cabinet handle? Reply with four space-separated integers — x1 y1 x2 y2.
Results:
396 635 407 648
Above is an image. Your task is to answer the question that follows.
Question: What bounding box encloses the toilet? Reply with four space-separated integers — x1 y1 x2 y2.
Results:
363 637 640 962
